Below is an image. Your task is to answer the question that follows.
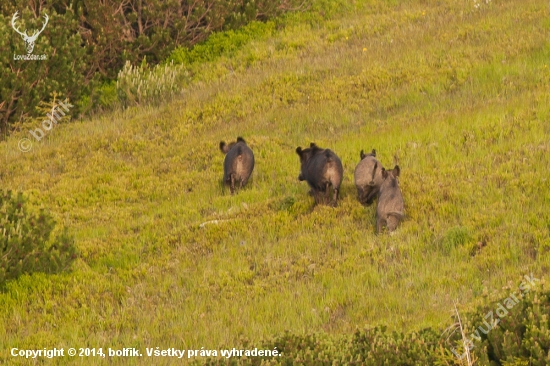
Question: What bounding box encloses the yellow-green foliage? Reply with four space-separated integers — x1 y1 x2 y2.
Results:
1 0 549 364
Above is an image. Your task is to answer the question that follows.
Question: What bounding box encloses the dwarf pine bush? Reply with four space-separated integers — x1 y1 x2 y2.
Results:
0 190 77 286
452 279 550 365
115 20 275 108
199 284 550 365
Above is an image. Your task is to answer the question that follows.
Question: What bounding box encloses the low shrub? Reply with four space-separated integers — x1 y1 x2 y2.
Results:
0 190 77 286
200 281 550 365
116 59 188 108
167 20 276 66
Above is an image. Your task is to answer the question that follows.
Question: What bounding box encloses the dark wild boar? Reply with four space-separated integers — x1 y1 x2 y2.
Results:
296 142 343 206
219 137 255 194
354 149 384 205
376 165 404 234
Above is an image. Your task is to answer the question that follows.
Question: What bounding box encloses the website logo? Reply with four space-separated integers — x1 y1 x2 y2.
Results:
11 11 48 60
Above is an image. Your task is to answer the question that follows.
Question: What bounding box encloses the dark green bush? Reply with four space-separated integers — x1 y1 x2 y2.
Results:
448 277 550 365
0 6 87 132
0 0 308 131
0 190 77 286
200 281 550 365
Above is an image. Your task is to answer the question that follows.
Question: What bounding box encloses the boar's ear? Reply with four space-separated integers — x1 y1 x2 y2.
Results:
392 165 400 177
237 136 246 143
296 147 303 156
371 149 376 157
310 142 316 148
381 167 388 179
360 150 366 160
220 141 228 153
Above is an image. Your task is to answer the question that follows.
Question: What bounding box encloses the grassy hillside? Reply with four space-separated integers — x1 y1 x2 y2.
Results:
1 0 550 364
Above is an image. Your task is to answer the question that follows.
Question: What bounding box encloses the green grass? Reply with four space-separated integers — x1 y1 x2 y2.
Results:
1 0 550 364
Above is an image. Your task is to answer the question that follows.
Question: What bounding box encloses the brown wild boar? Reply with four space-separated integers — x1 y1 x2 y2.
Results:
354 149 384 205
376 165 404 234
219 137 255 194
296 142 343 206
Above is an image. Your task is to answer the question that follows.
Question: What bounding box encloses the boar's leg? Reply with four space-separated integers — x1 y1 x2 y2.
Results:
333 187 339 204
357 187 368 205
356 187 364 203
313 189 322 204
364 189 378 206
230 173 236 195
376 216 385 234
386 215 400 232
310 188 319 204
241 172 252 188
324 183 331 205
329 187 339 207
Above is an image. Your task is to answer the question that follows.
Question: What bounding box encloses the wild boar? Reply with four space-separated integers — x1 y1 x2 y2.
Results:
219 137 255 194
354 149 384 205
376 165 405 234
296 142 343 206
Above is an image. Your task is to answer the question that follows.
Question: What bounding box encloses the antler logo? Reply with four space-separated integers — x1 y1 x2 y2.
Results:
11 11 49 54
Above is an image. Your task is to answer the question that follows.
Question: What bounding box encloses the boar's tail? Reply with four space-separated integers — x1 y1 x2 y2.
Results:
370 161 378 184
324 150 333 161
